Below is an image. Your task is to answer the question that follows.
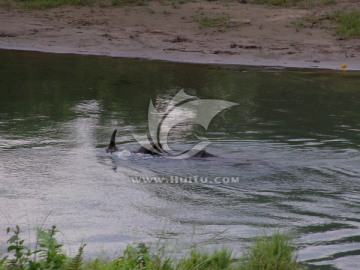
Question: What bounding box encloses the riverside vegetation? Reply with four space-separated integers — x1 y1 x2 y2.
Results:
0 225 305 270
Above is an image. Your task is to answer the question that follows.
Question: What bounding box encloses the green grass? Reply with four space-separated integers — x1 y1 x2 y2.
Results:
239 232 304 270
111 0 149 7
321 0 335 5
252 0 293 5
17 0 104 9
251 0 311 7
0 225 305 270
0 0 149 9
198 15 230 28
294 11 360 39
335 11 360 39
251 0 336 8
176 248 234 270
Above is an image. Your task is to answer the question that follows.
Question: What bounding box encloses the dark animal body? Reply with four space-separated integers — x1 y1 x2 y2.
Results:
136 142 163 156
106 129 215 158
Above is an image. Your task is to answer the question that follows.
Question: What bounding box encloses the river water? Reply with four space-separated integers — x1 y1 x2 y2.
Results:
0 50 359 269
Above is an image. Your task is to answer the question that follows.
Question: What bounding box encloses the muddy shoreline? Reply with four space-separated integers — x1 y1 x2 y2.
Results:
2 44 360 70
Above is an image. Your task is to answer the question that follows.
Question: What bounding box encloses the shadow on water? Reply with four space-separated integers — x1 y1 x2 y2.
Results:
0 50 360 269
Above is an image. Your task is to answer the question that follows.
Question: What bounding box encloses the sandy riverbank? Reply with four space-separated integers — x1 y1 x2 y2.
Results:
1 1 360 70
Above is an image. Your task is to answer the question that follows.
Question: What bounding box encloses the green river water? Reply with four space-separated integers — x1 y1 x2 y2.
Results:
0 50 359 269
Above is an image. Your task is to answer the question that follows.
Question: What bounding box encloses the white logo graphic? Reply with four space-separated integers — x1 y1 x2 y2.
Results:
133 90 237 159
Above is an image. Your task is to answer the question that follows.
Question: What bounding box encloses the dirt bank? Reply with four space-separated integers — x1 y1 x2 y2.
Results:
1 1 360 69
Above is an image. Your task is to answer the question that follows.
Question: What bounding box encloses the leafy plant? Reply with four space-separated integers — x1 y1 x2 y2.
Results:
5 226 31 270
105 242 175 270
35 225 66 269
68 244 86 270
1 225 71 270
